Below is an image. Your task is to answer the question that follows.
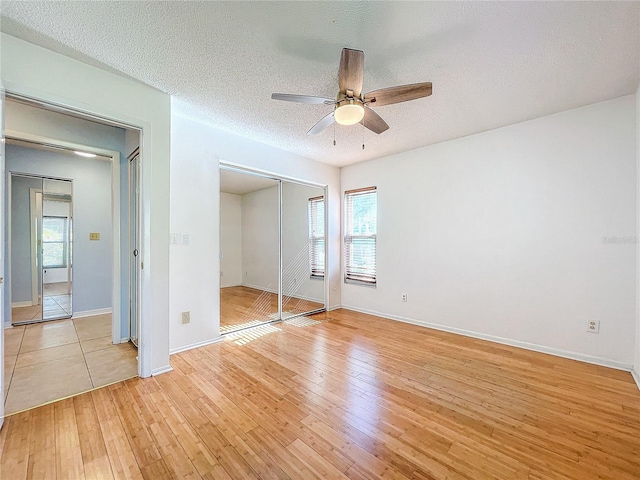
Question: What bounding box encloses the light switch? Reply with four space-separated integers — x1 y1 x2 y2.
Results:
89 232 100 241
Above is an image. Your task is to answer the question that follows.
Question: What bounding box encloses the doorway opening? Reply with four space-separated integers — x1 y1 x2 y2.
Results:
3 96 142 414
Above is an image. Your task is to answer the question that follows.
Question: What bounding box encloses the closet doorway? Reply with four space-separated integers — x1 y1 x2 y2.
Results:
219 163 327 334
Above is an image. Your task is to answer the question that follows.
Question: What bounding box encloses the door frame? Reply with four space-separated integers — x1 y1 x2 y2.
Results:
5 131 122 344
29 187 42 306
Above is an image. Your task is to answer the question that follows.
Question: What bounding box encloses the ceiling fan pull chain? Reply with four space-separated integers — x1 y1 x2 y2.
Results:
362 116 365 150
334 106 337 146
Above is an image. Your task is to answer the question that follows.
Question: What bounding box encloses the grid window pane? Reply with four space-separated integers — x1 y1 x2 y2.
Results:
344 188 376 285
42 216 67 268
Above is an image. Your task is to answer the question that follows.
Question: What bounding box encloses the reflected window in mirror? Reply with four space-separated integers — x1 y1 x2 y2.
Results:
308 196 325 278
42 216 69 268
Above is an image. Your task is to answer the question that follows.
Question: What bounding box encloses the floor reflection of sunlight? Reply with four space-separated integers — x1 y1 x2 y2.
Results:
284 317 322 327
224 324 281 345
220 319 269 334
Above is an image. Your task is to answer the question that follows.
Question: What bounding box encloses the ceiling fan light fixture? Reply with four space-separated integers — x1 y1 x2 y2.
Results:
334 100 364 126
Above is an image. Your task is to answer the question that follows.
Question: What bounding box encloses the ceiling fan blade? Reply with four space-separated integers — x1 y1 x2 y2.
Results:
338 48 364 97
362 107 389 134
271 93 334 104
307 111 335 135
364 82 432 107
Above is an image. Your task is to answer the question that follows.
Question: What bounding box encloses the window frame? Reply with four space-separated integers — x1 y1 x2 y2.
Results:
42 215 68 269
308 195 325 279
344 186 377 287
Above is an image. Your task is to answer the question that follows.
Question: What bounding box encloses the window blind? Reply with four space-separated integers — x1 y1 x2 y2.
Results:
308 196 325 277
344 187 376 285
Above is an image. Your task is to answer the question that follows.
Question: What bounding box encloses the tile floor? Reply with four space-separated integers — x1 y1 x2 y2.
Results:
11 282 73 323
3 313 138 415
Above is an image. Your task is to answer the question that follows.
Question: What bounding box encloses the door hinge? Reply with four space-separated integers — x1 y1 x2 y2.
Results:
141 262 144 270
133 248 139 257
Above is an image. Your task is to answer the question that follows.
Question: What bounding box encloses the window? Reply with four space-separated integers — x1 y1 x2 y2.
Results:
42 216 68 268
344 187 377 285
308 196 325 278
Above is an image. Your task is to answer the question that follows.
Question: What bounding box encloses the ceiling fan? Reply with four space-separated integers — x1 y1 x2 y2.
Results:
271 48 432 135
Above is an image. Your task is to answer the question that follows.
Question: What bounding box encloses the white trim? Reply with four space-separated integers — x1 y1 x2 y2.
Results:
632 369 640 391
120 337 130 344
170 336 223 355
72 307 112 319
11 301 33 308
327 305 341 312
151 365 173 376
341 305 634 372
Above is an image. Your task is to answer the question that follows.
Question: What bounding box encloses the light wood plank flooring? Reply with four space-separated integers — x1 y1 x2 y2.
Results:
1 309 639 479
220 286 323 332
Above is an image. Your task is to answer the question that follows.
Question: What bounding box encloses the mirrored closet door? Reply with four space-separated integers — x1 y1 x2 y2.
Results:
219 164 326 334
10 173 73 325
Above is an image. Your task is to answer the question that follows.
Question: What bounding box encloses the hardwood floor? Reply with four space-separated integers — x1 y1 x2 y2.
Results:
220 286 324 332
2 308 639 479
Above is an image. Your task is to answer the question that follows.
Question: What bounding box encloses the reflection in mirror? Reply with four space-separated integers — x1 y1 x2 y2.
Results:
281 181 325 318
220 168 279 333
42 178 73 320
10 174 44 323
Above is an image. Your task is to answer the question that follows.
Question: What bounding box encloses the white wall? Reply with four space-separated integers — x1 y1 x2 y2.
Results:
220 192 242 287
1 33 171 376
342 95 637 369
169 109 340 353
241 186 279 293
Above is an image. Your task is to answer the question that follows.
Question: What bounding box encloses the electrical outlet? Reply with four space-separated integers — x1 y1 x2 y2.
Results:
586 319 599 333
401 293 408 302
181 233 189 246
181 311 190 324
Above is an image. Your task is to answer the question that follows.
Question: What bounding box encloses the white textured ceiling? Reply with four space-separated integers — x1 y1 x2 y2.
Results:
1 1 639 167
220 168 278 195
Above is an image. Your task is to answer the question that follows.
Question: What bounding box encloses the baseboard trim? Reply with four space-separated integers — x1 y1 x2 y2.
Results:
120 337 130 344
341 305 633 372
151 365 173 376
241 283 324 304
72 308 112 318
170 336 223 355
631 369 640 391
327 305 341 312
11 301 33 308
